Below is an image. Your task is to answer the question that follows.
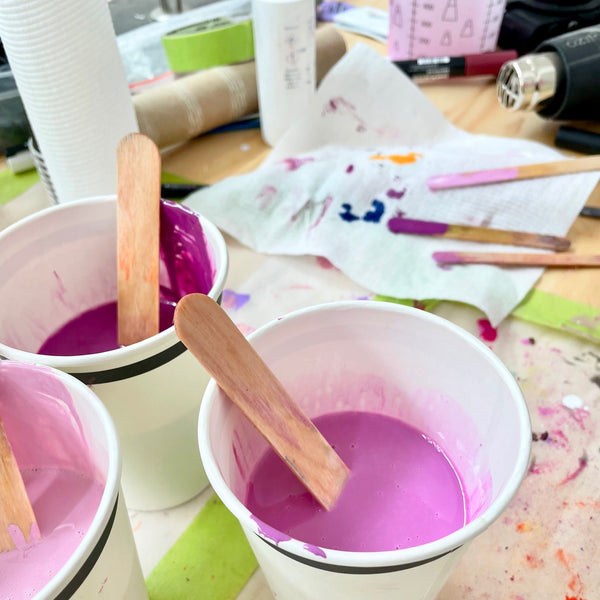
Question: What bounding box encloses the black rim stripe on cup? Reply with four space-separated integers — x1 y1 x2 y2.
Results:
256 535 462 574
68 341 187 385
53 494 119 600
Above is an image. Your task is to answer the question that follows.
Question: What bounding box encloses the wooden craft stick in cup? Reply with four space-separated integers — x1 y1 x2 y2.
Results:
117 133 161 346
433 251 600 267
387 215 570 251
174 293 350 510
428 155 600 190
0 419 39 552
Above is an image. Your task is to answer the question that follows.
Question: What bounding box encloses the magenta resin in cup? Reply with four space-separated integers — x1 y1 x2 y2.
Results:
199 301 532 600
0 196 228 510
0 360 147 599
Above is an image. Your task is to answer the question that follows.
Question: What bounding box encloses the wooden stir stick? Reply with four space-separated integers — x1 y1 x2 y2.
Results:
117 133 162 346
0 419 39 552
174 293 350 510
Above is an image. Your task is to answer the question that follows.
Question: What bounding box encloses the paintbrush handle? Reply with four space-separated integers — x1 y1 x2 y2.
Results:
428 155 600 190
445 224 570 251
518 155 600 179
433 251 600 267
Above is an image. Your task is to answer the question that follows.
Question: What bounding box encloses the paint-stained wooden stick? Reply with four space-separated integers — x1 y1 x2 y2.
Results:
117 133 161 346
428 155 600 190
0 419 39 552
174 293 350 510
433 251 600 267
387 215 570 251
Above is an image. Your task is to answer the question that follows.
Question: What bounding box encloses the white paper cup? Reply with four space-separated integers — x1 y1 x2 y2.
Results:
199 301 531 600
0 360 147 599
0 195 228 510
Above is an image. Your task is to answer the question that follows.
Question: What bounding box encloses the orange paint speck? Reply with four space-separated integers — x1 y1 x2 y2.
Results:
516 522 532 533
369 152 423 165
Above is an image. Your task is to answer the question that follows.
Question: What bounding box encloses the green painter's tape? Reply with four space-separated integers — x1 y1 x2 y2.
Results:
375 295 440 312
146 495 258 600
0 167 40 206
512 288 600 343
162 17 254 73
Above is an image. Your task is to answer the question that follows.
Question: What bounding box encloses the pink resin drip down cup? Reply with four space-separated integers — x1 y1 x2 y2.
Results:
0 360 147 600
0 195 228 510
199 301 532 600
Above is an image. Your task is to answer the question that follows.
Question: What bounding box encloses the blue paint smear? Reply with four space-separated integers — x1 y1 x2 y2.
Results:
339 203 360 222
362 199 384 223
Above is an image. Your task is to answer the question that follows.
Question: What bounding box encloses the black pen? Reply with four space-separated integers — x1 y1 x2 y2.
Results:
580 206 600 218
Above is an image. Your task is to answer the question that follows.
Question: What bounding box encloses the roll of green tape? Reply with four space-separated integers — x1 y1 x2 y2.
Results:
162 16 254 73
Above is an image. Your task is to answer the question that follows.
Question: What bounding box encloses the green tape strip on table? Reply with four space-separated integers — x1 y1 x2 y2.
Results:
162 17 254 73
146 495 258 600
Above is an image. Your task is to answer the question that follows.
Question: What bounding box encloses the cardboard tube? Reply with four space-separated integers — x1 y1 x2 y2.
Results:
134 25 347 148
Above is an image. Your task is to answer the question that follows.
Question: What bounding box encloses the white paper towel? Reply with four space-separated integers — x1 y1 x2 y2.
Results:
185 44 600 326
0 0 139 203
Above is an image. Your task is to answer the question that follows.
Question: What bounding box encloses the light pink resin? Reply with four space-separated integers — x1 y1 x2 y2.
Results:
246 411 468 552
0 467 103 599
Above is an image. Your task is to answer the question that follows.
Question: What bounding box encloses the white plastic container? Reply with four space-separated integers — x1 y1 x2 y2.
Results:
252 0 316 146
0 196 228 511
0 360 147 599
199 301 532 600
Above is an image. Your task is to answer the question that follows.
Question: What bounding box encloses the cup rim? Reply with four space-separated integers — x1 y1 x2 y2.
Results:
0 195 229 370
198 300 532 568
0 360 121 599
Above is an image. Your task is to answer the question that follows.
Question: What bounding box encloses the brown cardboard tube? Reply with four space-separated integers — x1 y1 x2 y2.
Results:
134 26 347 148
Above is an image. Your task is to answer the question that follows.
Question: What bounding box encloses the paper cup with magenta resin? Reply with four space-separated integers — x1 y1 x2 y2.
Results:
0 195 228 511
199 301 532 600
0 360 147 599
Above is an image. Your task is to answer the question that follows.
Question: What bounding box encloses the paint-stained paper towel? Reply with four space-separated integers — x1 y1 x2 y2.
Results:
186 44 599 326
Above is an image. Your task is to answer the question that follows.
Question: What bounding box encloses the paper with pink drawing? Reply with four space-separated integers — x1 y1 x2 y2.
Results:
185 44 599 326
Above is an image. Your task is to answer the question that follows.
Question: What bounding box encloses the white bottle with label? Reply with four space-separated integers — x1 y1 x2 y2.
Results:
252 0 316 147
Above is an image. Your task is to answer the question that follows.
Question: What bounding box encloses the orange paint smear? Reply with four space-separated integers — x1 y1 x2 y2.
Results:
557 549 585 597
516 522 532 533
369 152 423 164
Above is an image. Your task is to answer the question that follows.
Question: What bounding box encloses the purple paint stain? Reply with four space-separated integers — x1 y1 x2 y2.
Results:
280 157 314 171
346 164 354 173
387 213 449 235
559 454 588 485
428 167 519 190
433 251 462 266
386 188 406 199
222 289 250 310
477 319 498 343
310 195 333 231
303 543 326 558
250 515 292 545
257 185 277 210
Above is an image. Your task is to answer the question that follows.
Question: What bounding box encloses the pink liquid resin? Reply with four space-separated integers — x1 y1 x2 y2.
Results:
38 299 176 355
245 411 468 551
0 467 104 599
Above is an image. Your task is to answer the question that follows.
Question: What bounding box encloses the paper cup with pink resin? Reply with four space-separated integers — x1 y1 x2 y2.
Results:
0 195 228 511
199 301 531 600
0 360 147 599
